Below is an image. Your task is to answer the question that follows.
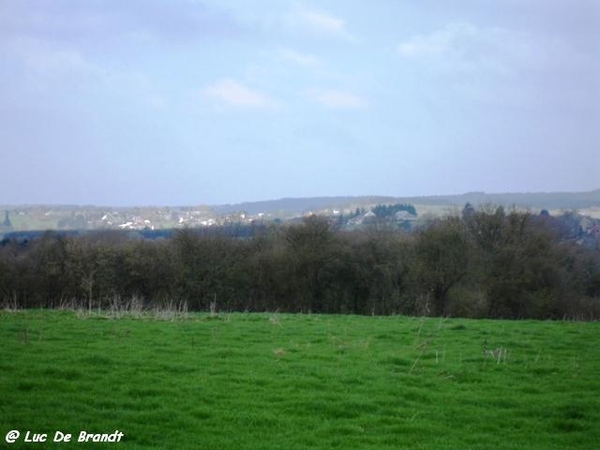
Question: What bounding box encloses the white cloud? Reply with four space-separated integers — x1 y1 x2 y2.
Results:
279 48 320 68
203 78 275 109
301 10 344 34
397 22 534 77
287 7 358 43
398 23 478 58
2 36 165 108
5 37 107 81
309 89 366 109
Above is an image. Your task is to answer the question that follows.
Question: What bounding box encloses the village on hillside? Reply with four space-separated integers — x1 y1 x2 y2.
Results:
0 203 419 233
1 199 600 251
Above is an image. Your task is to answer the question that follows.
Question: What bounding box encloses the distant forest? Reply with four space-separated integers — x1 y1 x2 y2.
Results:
212 189 600 215
1 206 599 320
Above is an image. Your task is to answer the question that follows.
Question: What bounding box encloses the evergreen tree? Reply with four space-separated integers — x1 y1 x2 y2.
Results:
2 211 12 228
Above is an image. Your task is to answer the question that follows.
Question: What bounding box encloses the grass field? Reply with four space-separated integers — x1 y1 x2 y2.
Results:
1 310 599 449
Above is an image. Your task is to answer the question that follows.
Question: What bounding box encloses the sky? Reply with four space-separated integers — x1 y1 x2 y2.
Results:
1 0 599 206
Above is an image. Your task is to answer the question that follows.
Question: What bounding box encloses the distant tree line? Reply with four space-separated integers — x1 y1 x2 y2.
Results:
1 207 599 319
372 203 417 218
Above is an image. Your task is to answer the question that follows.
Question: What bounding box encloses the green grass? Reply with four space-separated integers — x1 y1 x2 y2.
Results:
1 311 599 449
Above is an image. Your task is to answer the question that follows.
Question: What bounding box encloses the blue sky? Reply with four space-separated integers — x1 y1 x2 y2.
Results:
1 0 598 206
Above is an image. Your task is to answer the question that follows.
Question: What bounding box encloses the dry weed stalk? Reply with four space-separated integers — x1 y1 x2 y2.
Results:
482 341 508 364
269 314 282 327
272 348 286 358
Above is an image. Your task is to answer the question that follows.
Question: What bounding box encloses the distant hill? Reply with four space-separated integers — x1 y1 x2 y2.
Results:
2 189 598 233
213 189 600 216
212 196 396 216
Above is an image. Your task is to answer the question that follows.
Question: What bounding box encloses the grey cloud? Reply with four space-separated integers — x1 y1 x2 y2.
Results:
398 19 598 114
0 0 246 48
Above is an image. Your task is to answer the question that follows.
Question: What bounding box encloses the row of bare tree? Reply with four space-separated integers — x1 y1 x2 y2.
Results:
1 207 598 319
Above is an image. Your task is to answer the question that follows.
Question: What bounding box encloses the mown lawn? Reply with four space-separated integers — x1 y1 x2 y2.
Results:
1 310 599 449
